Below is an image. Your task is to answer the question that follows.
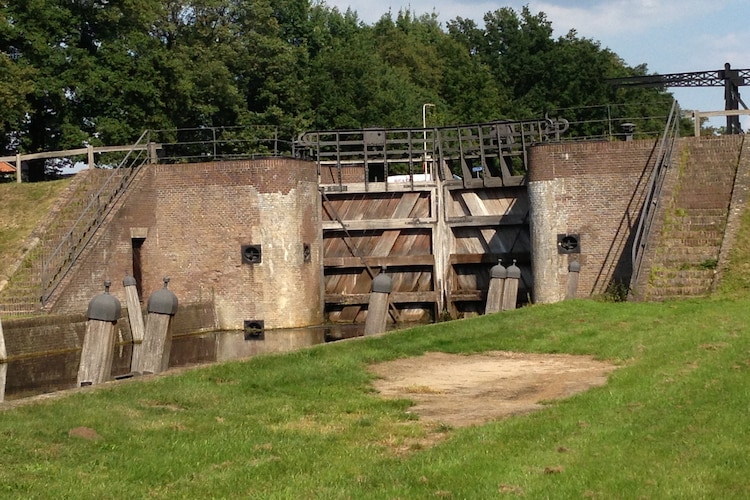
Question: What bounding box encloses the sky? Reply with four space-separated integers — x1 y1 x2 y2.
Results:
321 0 750 130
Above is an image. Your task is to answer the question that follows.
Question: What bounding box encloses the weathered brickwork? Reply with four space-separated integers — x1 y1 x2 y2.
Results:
528 140 660 302
49 158 323 330
715 136 750 287
641 135 745 300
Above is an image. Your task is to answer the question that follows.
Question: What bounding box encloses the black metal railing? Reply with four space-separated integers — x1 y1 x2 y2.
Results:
150 126 294 163
629 100 682 294
40 131 153 305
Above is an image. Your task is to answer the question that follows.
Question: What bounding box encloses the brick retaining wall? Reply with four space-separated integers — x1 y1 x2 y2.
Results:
528 139 659 302
49 158 323 331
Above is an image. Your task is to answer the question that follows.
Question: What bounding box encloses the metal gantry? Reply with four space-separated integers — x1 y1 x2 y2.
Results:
609 63 750 134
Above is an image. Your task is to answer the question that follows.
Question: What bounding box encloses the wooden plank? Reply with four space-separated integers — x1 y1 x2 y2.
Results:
449 253 530 265
460 191 489 216
445 214 526 227
0 144 154 163
322 218 434 231
448 290 485 301
324 255 435 267
336 268 371 322
444 176 525 190
320 182 434 194
393 192 422 218
371 229 402 258
370 193 422 257
326 291 439 305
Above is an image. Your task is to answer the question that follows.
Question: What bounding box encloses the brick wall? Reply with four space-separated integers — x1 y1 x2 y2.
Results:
50 158 323 330
637 135 745 300
715 136 750 287
528 140 659 302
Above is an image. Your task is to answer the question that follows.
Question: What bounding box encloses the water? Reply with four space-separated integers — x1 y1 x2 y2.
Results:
1 323 366 402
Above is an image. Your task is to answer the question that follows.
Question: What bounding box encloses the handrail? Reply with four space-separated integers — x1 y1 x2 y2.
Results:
297 117 570 186
630 100 681 294
40 130 153 305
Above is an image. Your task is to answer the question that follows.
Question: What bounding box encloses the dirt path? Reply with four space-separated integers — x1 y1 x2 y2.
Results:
370 351 617 427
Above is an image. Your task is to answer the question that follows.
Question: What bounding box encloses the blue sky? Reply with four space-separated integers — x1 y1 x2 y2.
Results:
322 0 750 129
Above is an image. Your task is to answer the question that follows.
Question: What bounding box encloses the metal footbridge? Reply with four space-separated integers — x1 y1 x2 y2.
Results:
296 116 570 189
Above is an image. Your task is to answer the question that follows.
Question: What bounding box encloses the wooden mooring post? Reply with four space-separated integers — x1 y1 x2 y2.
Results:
136 278 178 374
123 275 146 372
566 260 581 299
485 260 506 315
77 281 122 387
502 260 521 311
364 271 393 336
0 316 7 402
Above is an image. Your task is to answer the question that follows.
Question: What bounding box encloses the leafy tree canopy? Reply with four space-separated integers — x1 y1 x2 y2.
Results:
0 1 677 178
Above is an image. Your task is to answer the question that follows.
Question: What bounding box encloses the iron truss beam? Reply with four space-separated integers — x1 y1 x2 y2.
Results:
608 63 748 134
608 65 750 88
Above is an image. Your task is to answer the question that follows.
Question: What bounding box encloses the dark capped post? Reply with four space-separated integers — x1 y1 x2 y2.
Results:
485 259 507 315
136 277 178 374
364 268 393 336
77 281 122 386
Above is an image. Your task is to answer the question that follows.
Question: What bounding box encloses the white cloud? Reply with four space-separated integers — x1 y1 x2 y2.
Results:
529 0 722 39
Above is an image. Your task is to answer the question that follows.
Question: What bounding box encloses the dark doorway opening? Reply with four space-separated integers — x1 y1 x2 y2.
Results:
132 238 145 300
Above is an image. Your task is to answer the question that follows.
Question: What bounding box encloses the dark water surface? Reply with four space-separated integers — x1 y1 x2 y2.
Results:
2 323 365 402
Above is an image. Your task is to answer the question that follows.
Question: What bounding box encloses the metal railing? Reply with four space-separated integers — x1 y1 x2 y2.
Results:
629 100 682 294
149 126 294 163
549 102 675 142
296 116 570 188
40 131 153 305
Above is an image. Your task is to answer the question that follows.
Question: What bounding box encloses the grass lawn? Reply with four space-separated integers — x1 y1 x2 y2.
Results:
2 296 750 498
0 179 71 276
3 179 750 498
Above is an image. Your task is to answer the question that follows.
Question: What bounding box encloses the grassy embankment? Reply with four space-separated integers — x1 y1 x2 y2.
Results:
0 179 72 276
1 182 750 498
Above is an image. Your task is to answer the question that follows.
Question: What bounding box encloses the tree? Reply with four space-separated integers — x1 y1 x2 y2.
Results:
0 1 688 180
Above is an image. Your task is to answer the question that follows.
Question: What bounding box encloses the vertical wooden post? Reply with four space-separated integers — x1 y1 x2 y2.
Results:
484 260 506 315
148 142 158 164
566 260 581 300
434 172 451 318
693 111 701 137
0 360 5 403
0 315 6 363
123 275 146 372
502 260 521 311
0 316 7 402
137 277 178 374
78 281 121 387
87 145 95 169
364 270 392 336
15 153 21 184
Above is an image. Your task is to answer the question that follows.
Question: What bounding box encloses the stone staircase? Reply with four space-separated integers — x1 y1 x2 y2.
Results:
0 160 146 316
644 136 743 300
0 170 98 315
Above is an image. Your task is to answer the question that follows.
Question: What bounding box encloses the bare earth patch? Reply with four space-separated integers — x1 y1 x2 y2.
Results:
370 351 617 427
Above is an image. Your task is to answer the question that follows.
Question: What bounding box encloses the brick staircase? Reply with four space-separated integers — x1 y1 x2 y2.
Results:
644 137 742 300
0 170 99 315
0 155 148 316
